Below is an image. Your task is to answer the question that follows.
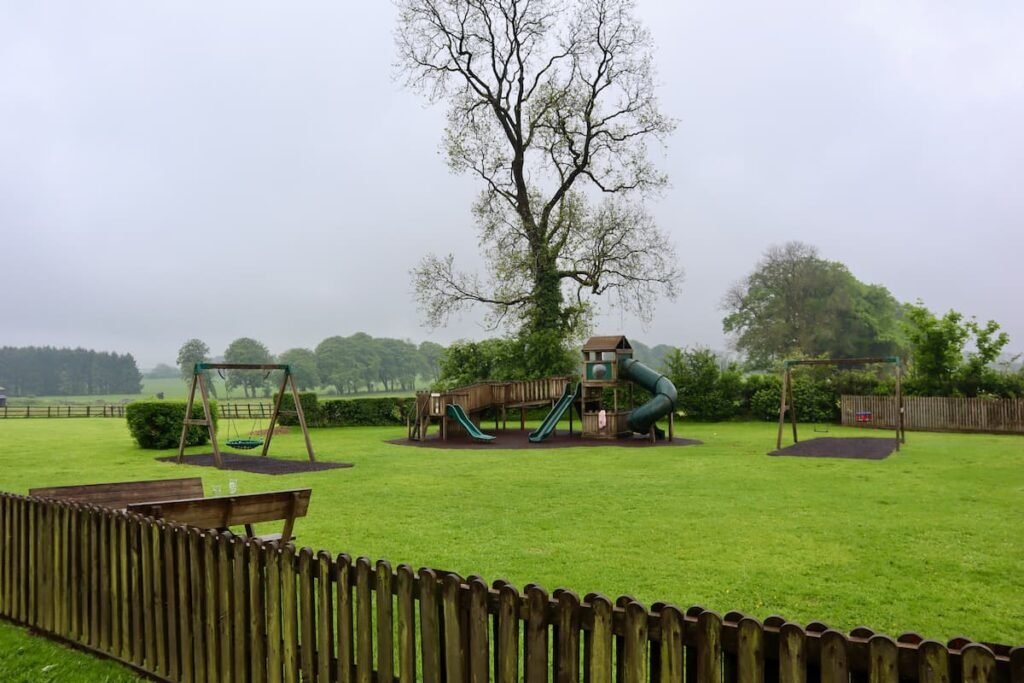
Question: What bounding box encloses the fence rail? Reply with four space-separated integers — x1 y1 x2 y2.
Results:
0 403 279 420
841 396 1024 434
1 493 1021 683
0 404 128 418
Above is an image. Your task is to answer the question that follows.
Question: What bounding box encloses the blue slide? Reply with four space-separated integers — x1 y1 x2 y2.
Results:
528 383 582 442
445 404 496 442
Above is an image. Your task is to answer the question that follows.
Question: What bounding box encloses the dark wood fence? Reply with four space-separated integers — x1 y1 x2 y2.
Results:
0 404 128 418
1 493 1021 683
0 403 271 419
841 396 1024 434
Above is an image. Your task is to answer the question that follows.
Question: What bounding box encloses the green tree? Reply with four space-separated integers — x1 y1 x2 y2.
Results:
277 348 321 391
316 336 359 395
722 242 904 368
376 338 425 392
146 363 179 379
223 337 273 398
662 347 743 421
902 302 1011 396
437 338 523 389
397 0 681 372
418 341 446 383
176 338 216 398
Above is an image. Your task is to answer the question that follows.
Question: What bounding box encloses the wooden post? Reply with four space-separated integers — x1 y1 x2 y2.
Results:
261 370 291 458
569 397 574 436
895 364 905 448
288 373 316 462
787 369 799 444
776 368 789 450
198 373 222 468
176 369 222 468
177 372 200 463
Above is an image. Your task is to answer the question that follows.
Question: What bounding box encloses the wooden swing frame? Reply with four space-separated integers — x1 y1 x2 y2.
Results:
176 363 316 469
776 357 905 451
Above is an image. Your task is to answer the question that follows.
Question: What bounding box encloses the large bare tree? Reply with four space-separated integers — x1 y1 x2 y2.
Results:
396 0 681 360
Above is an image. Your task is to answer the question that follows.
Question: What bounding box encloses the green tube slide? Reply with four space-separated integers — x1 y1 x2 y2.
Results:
528 383 581 443
620 357 677 436
445 404 496 442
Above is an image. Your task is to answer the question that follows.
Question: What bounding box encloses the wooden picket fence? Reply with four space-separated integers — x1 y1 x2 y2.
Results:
1 492 1021 683
841 396 1024 434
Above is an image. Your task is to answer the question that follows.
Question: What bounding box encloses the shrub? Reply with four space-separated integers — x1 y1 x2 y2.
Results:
319 397 416 426
126 400 218 450
276 392 322 427
663 348 743 421
750 386 781 421
740 373 780 416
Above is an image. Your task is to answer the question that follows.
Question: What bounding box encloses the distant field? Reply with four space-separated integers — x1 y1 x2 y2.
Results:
4 377 417 405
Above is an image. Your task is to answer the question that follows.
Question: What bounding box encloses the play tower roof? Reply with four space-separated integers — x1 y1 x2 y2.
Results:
581 335 632 353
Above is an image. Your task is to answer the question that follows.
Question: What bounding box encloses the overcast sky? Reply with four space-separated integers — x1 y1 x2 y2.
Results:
2 1 1022 368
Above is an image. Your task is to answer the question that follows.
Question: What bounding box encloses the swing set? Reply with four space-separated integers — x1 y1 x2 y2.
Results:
176 363 316 469
776 356 905 451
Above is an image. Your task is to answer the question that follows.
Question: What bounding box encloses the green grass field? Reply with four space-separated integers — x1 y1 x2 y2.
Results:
2 418 1022 653
0 621 141 682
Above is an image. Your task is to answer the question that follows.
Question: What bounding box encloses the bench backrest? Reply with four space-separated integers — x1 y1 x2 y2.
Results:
126 489 312 530
29 477 205 510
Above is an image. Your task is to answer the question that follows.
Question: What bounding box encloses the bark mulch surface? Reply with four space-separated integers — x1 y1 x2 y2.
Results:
157 452 354 475
389 428 702 450
768 437 899 460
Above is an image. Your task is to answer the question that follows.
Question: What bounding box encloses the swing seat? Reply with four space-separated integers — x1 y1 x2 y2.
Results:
225 438 263 450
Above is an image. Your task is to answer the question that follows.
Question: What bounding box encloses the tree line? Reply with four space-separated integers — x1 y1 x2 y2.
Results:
0 346 143 397
174 334 446 398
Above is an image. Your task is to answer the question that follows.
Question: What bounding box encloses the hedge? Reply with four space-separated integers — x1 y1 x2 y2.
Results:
126 400 218 450
276 392 322 427
319 397 415 426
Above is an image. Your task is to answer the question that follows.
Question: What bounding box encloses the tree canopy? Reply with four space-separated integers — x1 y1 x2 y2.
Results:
175 338 217 398
223 337 274 398
277 348 321 391
902 302 1016 396
721 242 905 368
397 0 681 373
0 346 142 396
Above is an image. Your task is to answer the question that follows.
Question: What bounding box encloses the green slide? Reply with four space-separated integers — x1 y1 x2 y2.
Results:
620 358 677 439
528 382 582 443
445 404 496 442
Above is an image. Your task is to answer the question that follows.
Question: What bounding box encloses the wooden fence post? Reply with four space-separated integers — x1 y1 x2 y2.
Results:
397 565 418 683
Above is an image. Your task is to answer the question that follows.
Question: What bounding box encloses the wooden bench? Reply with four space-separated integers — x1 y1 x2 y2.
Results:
29 477 205 510
126 489 312 544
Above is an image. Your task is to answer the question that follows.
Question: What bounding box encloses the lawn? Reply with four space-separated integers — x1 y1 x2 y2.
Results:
0 621 141 682
1 418 1022 648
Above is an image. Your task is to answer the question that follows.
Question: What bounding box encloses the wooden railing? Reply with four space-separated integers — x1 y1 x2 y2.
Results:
0 404 128 418
416 376 572 417
1 492 1020 683
841 396 1024 434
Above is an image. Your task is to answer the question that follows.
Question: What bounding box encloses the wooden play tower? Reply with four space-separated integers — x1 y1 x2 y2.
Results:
580 336 634 438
